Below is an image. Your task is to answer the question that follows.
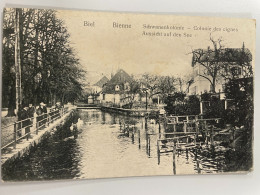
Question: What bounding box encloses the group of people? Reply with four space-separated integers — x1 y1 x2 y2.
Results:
17 102 62 137
17 103 39 137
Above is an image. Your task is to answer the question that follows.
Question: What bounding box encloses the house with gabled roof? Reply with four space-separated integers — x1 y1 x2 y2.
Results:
101 69 134 106
93 76 109 93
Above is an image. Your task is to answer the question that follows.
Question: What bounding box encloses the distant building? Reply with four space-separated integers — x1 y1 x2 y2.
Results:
93 76 109 93
101 69 134 105
188 44 252 95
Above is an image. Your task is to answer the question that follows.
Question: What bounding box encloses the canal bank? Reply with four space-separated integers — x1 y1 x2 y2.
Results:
1 107 76 166
76 103 158 117
100 106 150 117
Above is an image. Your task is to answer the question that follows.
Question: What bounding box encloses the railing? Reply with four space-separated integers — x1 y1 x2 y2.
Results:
1 107 69 151
164 114 223 133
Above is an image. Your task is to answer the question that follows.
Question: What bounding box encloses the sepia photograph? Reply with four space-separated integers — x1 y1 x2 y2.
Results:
1 8 255 181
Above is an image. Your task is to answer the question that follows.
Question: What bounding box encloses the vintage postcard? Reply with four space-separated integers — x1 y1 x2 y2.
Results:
1 8 255 181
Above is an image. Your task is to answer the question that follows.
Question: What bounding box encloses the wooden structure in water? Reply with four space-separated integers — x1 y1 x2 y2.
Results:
118 113 238 175
156 114 239 174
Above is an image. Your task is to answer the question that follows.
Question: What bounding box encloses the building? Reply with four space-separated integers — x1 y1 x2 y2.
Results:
93 76 109 93
101 69 134 106
188 44 252 95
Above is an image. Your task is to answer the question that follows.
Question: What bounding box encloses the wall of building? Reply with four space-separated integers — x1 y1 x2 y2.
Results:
189 63 226 95
101 94 121 104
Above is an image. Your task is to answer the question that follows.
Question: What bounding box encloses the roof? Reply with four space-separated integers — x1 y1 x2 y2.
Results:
192 47 252 67
94 76 109 88
109 69 133 84
102 69 133 94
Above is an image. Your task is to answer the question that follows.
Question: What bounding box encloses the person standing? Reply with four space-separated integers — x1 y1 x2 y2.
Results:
21 106 30 139
36 103 43 128
42 102 48 126
28 104 35 128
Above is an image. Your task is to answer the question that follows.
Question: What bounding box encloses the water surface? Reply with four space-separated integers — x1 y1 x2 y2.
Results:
2 109 249 181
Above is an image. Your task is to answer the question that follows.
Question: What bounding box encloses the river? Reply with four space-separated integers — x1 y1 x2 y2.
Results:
2 109 250 181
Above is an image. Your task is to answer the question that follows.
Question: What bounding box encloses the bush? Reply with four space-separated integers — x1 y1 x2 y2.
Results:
186 95 200 115
164 93 200 116
203 96 224 118
224 77 253 128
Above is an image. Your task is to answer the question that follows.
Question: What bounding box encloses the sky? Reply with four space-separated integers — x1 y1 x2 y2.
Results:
56 10 255 84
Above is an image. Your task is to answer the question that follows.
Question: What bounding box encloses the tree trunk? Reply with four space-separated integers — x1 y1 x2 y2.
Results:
6 83 16 116
211 78 216 93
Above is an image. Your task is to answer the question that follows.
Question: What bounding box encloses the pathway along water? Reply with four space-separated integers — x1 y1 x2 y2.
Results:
2 109 250 181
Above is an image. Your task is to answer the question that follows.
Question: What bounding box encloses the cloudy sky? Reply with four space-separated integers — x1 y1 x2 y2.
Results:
56 10 255 84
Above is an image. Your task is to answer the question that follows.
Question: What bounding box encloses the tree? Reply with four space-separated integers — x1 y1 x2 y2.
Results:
3 8 16 116
139 73 176 102
191 36 224 93
164 92 186 114
156 76 176 101
2 8 85 116
139 73 159 96
224 77 253 128
192 36 252 93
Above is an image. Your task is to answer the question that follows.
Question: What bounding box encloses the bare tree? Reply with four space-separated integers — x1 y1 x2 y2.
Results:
140 73 176 102
191 36 224 93
139 73 159 96
192 36 252 93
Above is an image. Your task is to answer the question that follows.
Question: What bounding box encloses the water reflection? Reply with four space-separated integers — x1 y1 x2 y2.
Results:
2 135 81 181
2 109 247 181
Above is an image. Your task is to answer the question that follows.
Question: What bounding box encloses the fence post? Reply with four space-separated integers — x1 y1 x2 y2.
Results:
157 140 160 165
194 147 201 173
183 122 187 133
204 120 208 144
13 122 17 149
173 143 176 175
132 130 134 144
36 121 39 135
148 135 151 157
210 126 214 148
158 122 161 139
138 129 141 149
200 101 203 115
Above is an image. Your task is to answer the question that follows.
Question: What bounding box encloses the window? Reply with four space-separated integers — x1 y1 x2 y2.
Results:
115 85 120 91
